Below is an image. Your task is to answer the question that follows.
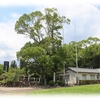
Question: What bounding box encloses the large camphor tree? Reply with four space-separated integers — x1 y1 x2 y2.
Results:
15 8 70 85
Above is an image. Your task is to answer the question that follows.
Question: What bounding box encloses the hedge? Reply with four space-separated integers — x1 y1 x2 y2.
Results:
79 80 100 85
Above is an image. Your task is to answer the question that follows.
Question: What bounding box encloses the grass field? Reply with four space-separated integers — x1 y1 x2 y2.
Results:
29 84 100 95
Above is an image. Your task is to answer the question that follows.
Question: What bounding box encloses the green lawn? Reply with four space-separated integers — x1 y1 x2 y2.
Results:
29 84 100 95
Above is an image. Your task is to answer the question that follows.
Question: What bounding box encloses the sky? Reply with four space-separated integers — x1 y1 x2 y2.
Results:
0 0 100 64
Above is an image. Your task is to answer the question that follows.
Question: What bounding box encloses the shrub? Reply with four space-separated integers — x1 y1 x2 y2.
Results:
79 80 85 85
79 80 100 85
58 81 65 86
48 80 55 86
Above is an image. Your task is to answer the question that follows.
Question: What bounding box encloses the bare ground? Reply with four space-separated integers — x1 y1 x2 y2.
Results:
0 86 44 95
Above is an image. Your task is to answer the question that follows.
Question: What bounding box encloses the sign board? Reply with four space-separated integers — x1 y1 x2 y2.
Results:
4 61 9 72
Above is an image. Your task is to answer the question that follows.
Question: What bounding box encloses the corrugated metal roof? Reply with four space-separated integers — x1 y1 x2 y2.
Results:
66 67 100 73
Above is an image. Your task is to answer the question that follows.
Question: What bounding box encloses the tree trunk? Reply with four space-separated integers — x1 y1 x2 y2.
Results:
43 75 47 86
53 72 56 83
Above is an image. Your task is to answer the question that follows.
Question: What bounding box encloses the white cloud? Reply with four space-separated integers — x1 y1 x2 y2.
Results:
60 4 100 43
0 15 30 63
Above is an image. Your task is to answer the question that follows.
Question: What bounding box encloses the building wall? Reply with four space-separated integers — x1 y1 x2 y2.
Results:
65 69 76 85
65 69 99 85
80 73 98 80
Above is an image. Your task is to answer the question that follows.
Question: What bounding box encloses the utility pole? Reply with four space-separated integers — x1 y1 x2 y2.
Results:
74 21 79 84
62 26 66 85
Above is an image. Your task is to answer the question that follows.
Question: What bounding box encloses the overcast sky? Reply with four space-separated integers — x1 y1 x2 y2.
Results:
0 0 100 64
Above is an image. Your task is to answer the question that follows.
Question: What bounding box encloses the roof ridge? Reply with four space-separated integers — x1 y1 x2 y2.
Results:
67 67 100 73
68 67 100 69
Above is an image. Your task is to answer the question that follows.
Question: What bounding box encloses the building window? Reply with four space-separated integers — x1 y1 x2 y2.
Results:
82 74 86 80
90 75 95 80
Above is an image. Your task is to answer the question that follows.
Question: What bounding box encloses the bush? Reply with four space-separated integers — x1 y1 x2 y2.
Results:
79 80 100 85
48 80 55 86
58 81 65 86
79 80 85 85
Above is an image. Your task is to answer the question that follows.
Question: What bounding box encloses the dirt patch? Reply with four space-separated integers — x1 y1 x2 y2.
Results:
0 86 43 95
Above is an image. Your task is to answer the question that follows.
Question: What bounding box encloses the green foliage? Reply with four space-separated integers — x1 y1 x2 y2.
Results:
15 7 70 85
1 67 25 85
10 60 17 68
48 80 55 86
79 80 85 85
15 8 70 43
58 81 65 86
33 73 40 78
78 37 100 68
0 64 3 75
79 80 100 85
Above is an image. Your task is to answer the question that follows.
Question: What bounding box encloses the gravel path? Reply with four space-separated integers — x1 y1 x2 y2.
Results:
0 86 43 95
